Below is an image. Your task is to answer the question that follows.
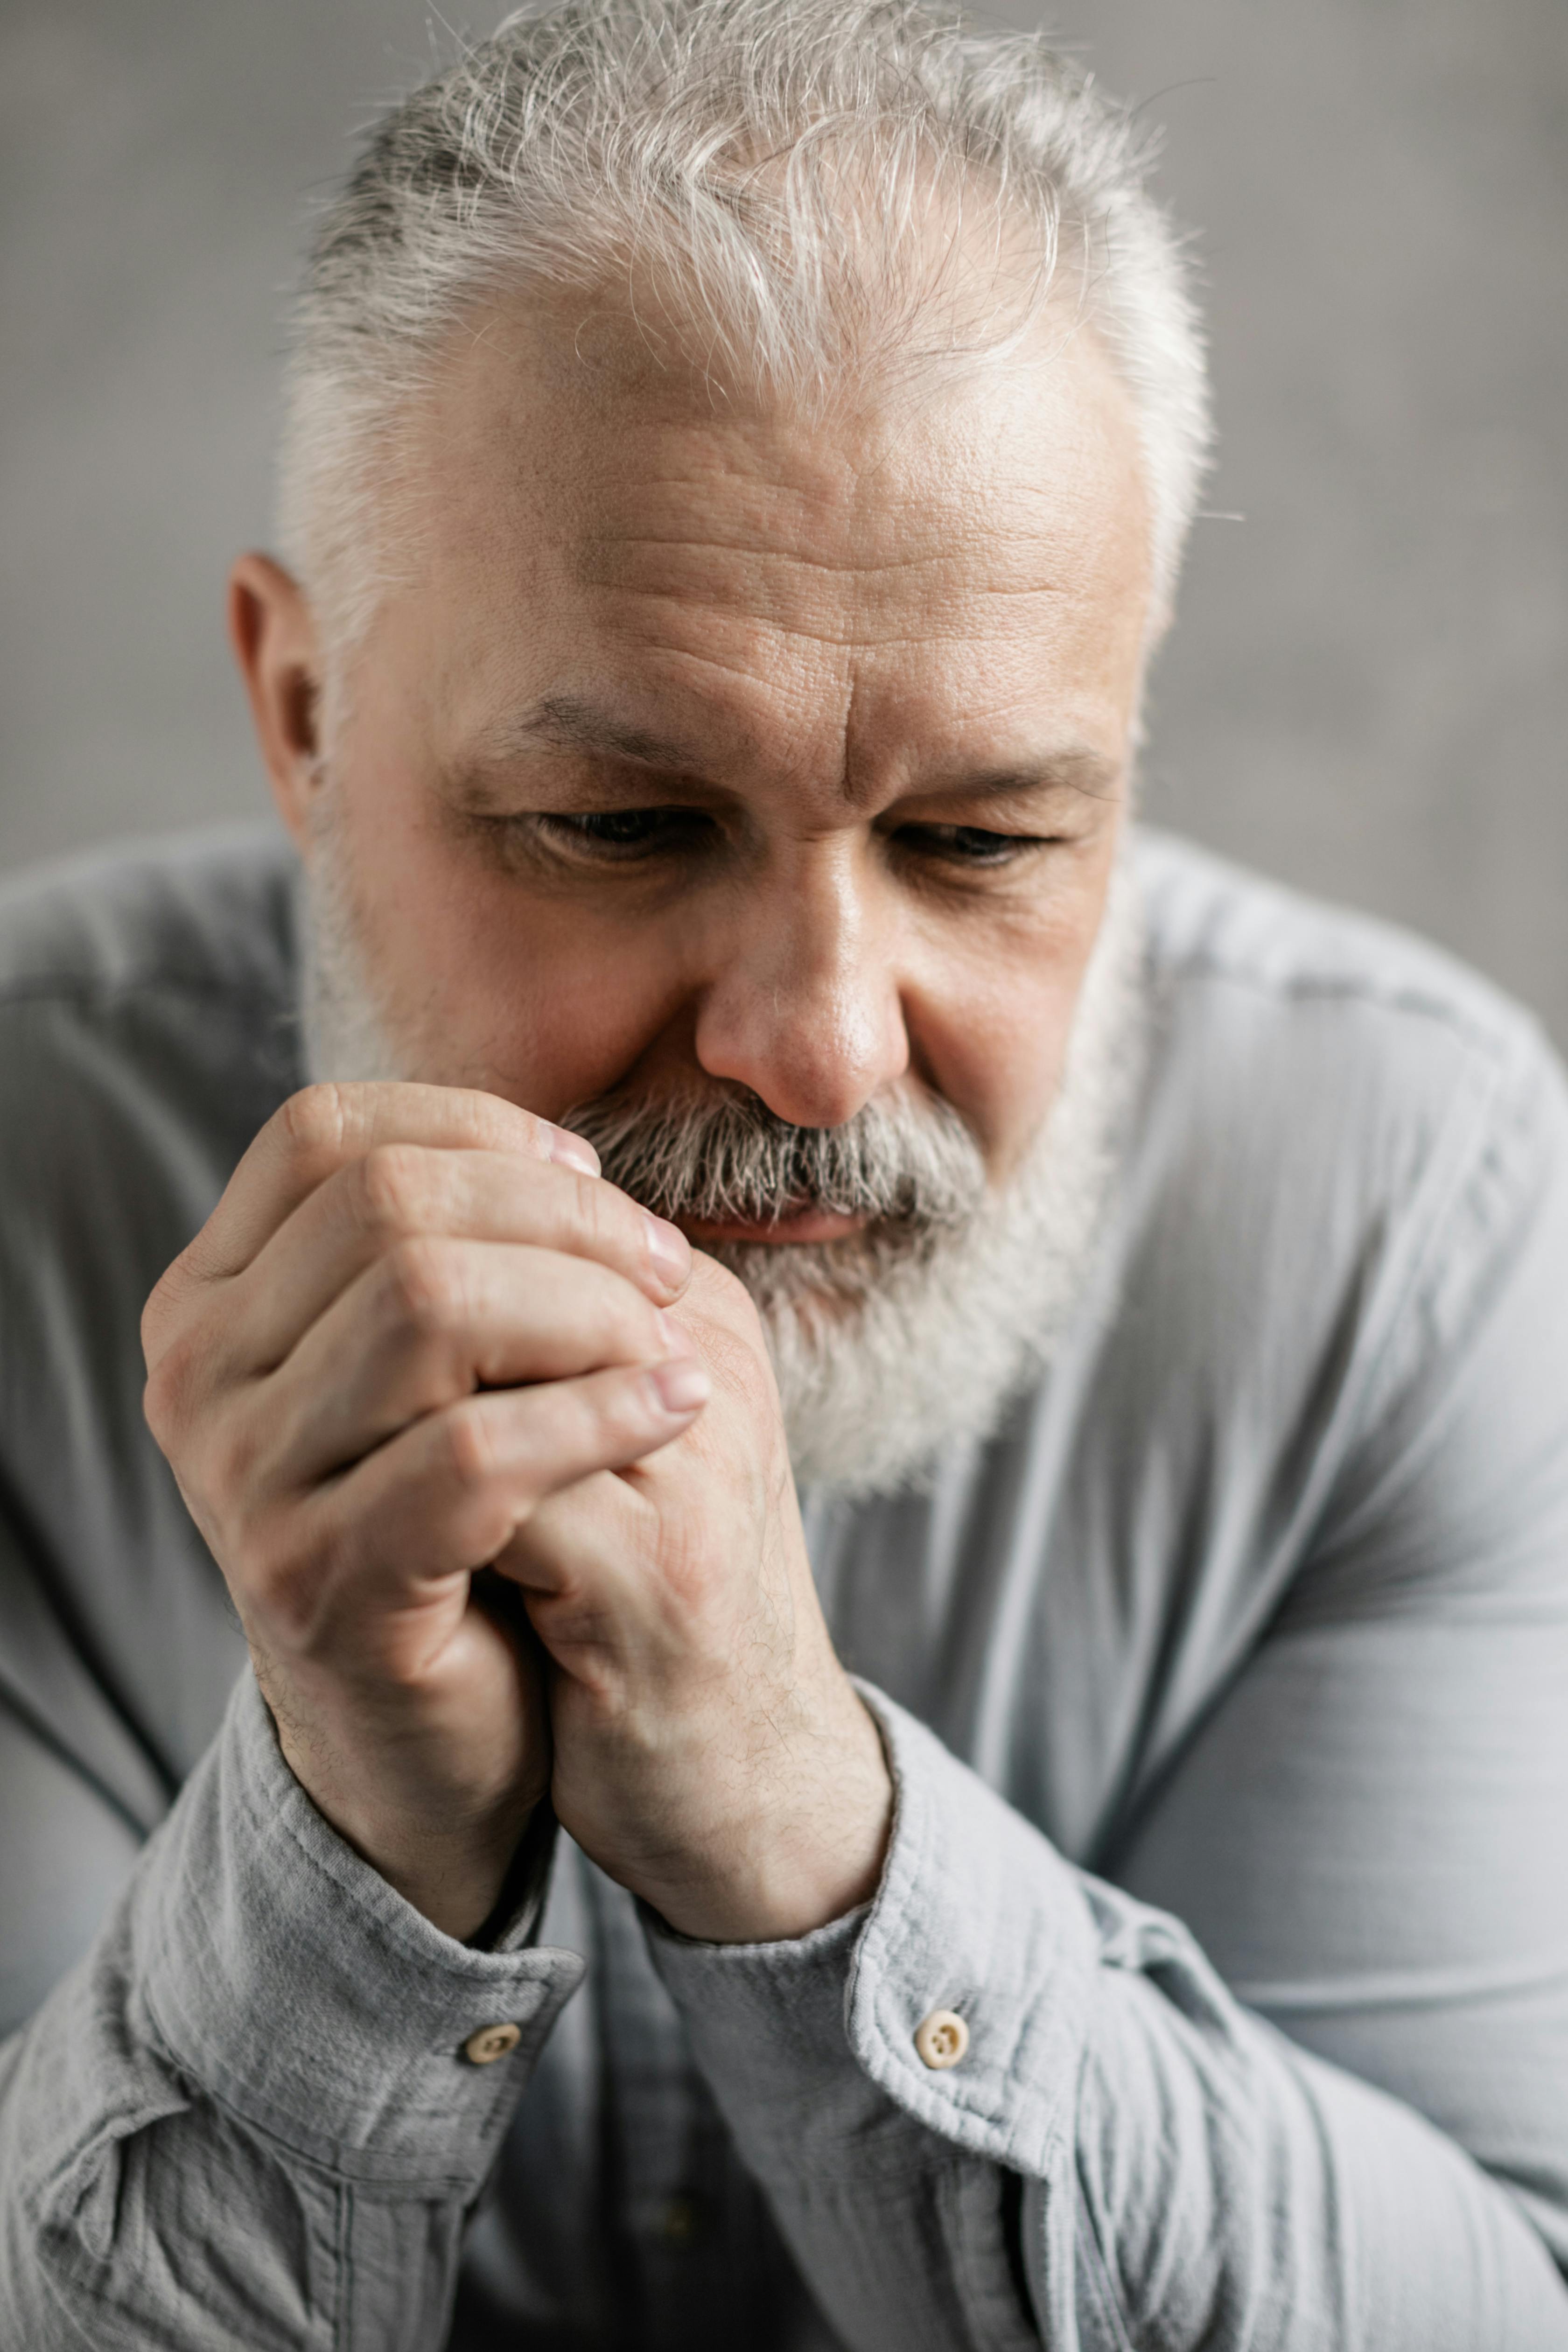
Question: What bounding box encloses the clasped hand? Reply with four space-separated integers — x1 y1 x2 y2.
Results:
142 1083 891 1943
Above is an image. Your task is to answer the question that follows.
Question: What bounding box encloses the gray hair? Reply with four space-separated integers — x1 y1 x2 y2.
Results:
277 0 1210 665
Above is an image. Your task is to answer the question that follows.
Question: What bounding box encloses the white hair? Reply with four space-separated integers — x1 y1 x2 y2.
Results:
276 0 1210 664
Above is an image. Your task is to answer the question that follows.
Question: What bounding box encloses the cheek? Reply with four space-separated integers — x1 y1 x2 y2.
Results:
904 865 1113 1179
425 888 692 1117
502 924 689 1119
330 772 685 1116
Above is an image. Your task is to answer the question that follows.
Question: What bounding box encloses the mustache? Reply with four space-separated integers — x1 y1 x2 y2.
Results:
561 1079 989 1232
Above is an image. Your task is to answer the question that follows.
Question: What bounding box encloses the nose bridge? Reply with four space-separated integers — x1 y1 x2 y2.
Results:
694 833 907 1127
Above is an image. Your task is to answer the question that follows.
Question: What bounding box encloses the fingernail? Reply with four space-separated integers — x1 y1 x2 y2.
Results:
544 1124 600 1177
650 1356 710 1414
643 1211 691 1289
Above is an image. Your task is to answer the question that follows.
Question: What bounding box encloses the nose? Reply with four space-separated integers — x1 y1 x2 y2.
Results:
692 839 909 1128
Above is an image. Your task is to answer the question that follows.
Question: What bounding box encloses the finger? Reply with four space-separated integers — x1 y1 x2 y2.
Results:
489 1465 644 1602
255 1239 682 1486
179 1083 601 1290
290 1357 711 1641
228 1146 690 1373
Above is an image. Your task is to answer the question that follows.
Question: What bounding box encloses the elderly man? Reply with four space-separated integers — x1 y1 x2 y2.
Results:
2 1 1567 2345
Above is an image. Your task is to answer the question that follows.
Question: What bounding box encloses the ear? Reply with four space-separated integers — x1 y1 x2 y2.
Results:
227 553 326 852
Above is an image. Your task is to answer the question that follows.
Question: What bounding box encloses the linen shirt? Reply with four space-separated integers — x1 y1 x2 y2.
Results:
1 823 1567 2349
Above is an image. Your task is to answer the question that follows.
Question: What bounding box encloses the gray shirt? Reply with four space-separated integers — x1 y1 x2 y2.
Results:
1 823 1567 2350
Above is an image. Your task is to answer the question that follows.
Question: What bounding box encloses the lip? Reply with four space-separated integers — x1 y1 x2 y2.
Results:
680 1206 868 1246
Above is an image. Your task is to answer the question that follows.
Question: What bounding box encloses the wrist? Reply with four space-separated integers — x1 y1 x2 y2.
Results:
649 1690 893 1945
353 1807 539 1944
269 1706 544 1942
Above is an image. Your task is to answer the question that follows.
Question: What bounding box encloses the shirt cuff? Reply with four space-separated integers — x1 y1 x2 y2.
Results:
645 1680 1099 2181
129 1670 585 2191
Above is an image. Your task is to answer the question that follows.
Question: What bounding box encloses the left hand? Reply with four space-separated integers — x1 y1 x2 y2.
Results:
496 1251 893 1942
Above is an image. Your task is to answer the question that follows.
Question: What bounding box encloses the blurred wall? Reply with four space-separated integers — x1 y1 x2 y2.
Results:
2 0 1565 1035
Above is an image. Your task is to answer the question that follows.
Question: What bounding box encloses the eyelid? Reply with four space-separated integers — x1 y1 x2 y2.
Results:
904 821 1038 839
542 808 674 827
533 807 716 858
889 813 1048 842
520 808 1057 870
889 821 1051 868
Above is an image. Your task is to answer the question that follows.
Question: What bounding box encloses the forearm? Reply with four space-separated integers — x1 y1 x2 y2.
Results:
648 1687 1568 2352
0 1672 582 2350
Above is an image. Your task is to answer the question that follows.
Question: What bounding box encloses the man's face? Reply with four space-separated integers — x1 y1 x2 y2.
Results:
243 293 1153 1491
293 296 1151 1232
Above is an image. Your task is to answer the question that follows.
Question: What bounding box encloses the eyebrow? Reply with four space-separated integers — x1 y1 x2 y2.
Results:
457 690 1121 805
469 693 711 775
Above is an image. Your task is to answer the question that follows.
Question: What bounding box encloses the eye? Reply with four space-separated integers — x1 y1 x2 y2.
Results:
535 807 716 859
895 823 1047 867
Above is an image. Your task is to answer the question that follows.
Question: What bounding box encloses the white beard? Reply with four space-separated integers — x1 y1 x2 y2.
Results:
301 816 1144 1499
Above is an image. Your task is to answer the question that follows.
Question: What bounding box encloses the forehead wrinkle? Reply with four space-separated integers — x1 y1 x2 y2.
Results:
448 655 1123 826
571 485 1081 643
596 635 1121 815
564 424 1093 586
575 497 1078 574
575 520 1062 575
581 534 963 584
605 620 1110 786
597 584 1072 661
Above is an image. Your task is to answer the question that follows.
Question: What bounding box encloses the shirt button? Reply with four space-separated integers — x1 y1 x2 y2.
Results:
462 2021 523 2066
914 2009 970 2070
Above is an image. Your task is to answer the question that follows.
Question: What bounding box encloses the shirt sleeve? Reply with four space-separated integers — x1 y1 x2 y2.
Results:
647 1683 1568 2352
0 1670 585 2351
646 1020 1568 2352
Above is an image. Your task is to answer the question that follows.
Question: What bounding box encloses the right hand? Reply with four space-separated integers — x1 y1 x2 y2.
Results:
141 1081 706 1941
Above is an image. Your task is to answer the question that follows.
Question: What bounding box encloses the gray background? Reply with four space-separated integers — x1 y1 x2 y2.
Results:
3 2 1565 1034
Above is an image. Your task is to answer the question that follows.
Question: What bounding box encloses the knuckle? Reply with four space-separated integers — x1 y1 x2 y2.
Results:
140 1362 176 1449
601 1367 662 1446
141 1319 205 1445
445 1087 547 1161
575 1170 632 1253
441 1396 500 1493
380 1234 468 1335
208 1407 265 1504
277 1082 352 1174
595 1278 666 1365
481 1094 553 1158
139 1256 190 1367
355 1142 435 1239
582 1362 674 1459
245 1498 370 1646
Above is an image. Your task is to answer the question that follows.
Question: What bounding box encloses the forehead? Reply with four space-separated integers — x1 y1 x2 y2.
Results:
391 291 1151 762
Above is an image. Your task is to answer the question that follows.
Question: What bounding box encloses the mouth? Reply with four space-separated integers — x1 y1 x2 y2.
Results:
679 1205 871 1247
